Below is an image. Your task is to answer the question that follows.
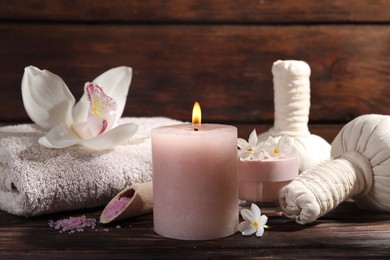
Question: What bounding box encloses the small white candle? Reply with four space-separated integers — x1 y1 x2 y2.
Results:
152 102 238 240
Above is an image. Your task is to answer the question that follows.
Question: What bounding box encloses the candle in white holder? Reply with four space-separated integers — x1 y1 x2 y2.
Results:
152 102 238 240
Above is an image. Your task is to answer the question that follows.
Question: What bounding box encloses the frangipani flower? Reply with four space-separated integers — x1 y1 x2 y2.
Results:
262 136 295 159
237 129 264 160
238 203 269 237
21 66 138 150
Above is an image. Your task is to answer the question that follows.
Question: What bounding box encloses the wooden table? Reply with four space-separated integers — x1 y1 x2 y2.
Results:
1 201 389 259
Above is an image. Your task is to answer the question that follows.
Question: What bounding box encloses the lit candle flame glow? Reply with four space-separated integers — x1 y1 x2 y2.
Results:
192 101 201 130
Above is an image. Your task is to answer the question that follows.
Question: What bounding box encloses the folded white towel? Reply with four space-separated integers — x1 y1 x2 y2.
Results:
0 117 181 216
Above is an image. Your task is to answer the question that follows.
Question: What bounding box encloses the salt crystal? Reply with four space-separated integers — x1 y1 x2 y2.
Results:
48 215 97 233
103 196 131 219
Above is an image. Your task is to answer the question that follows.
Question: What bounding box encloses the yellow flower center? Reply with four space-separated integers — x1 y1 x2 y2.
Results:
246 147 254 153
273 147 280 156
252 219 260 228
90 99 103 118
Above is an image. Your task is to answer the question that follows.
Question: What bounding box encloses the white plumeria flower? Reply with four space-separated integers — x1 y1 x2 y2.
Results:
262 136 295 159
21 66 138 150
238 203 269 237
237 129 264 160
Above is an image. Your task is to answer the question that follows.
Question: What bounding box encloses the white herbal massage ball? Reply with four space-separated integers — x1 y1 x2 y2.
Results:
258 60 331 172
280 114 390 224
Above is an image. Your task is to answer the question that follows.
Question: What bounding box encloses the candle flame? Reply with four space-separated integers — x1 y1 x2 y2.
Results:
192 101 201 128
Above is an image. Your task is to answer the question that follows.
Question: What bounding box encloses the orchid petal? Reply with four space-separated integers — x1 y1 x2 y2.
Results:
71 121 93 140
238 221 256 236
238 150 251 161
21 66 75 129
260 215 268 226
243 228 257 236
86 82 118 117
240 208 254 222
72 66 132 124
251 203 261 217
238 221 246 232
237 138 249 150
38 123 81 148
72 96 89 124
255 227 265 237
80 122 138 150
266 136 278 146
248 129 258 146
72 111 116 140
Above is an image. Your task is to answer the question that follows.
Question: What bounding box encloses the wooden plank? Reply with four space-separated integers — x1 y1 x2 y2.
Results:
0 0 389 23
0 202 390 258
0 24 388 123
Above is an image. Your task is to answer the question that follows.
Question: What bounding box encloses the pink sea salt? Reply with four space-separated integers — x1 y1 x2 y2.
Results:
103 196 131 219
48 215 97 233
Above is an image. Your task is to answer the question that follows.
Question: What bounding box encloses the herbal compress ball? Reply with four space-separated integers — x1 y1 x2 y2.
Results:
279 114 390 224
258 60 331 172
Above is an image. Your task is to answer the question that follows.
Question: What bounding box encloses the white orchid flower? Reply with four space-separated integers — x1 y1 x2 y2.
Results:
237 129 264 161
21 66 138 150
238 203 269 237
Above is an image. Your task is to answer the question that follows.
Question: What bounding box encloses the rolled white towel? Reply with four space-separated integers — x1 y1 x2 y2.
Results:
0 117 181 216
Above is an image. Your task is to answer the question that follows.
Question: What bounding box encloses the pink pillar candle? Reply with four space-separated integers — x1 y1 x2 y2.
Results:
152 124 238 240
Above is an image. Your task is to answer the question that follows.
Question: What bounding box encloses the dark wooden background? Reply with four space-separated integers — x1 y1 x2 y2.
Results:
0 0 389 142
0 2 390 258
